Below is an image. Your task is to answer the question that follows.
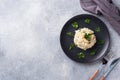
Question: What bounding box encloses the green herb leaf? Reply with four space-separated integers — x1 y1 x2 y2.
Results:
99 40 105 44
90 50 96 55
78 52 85 59
95 27 100 32
66 32 74 37
69 43 75 50
72 22 79 29
85 18 91 24
84 33 93 41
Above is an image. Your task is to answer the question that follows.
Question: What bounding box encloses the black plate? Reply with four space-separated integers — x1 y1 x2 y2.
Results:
60 14 110 63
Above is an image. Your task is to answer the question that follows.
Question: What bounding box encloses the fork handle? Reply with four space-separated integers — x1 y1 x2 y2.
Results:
100 76 105 80
89 70 99 80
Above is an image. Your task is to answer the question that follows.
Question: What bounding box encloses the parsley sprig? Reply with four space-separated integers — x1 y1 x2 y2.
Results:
69 43 75 50
84 33 93 41
78 52 85 59
71 22 79 29
66 32 74 37
95 27 100 32
90 50 96 55
85 18 91 24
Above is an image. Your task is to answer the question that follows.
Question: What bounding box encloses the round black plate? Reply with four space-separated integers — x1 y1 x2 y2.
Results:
60 14 110 63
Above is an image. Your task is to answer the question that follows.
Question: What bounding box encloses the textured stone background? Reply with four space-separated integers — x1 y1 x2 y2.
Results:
0 0 120 80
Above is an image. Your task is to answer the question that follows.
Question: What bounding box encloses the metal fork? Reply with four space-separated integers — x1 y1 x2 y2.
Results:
102 50 115 64
89 50 115 80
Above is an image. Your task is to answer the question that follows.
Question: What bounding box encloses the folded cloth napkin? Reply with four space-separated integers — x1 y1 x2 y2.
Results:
80 0 120 35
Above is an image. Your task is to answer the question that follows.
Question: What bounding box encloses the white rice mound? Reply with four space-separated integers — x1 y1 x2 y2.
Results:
74 28 96 50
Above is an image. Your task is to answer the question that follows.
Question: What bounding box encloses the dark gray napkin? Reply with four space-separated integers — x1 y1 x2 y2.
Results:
80 0 120 35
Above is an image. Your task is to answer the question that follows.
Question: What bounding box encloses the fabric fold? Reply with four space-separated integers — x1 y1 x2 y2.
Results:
80 0 120 35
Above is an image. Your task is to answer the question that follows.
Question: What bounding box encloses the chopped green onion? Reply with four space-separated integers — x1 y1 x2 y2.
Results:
85 18 91 24
66 32 74 37
90 50 96 55
71 22 79 29
69 43 75 50
78 52 85 59
95 27 100 32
